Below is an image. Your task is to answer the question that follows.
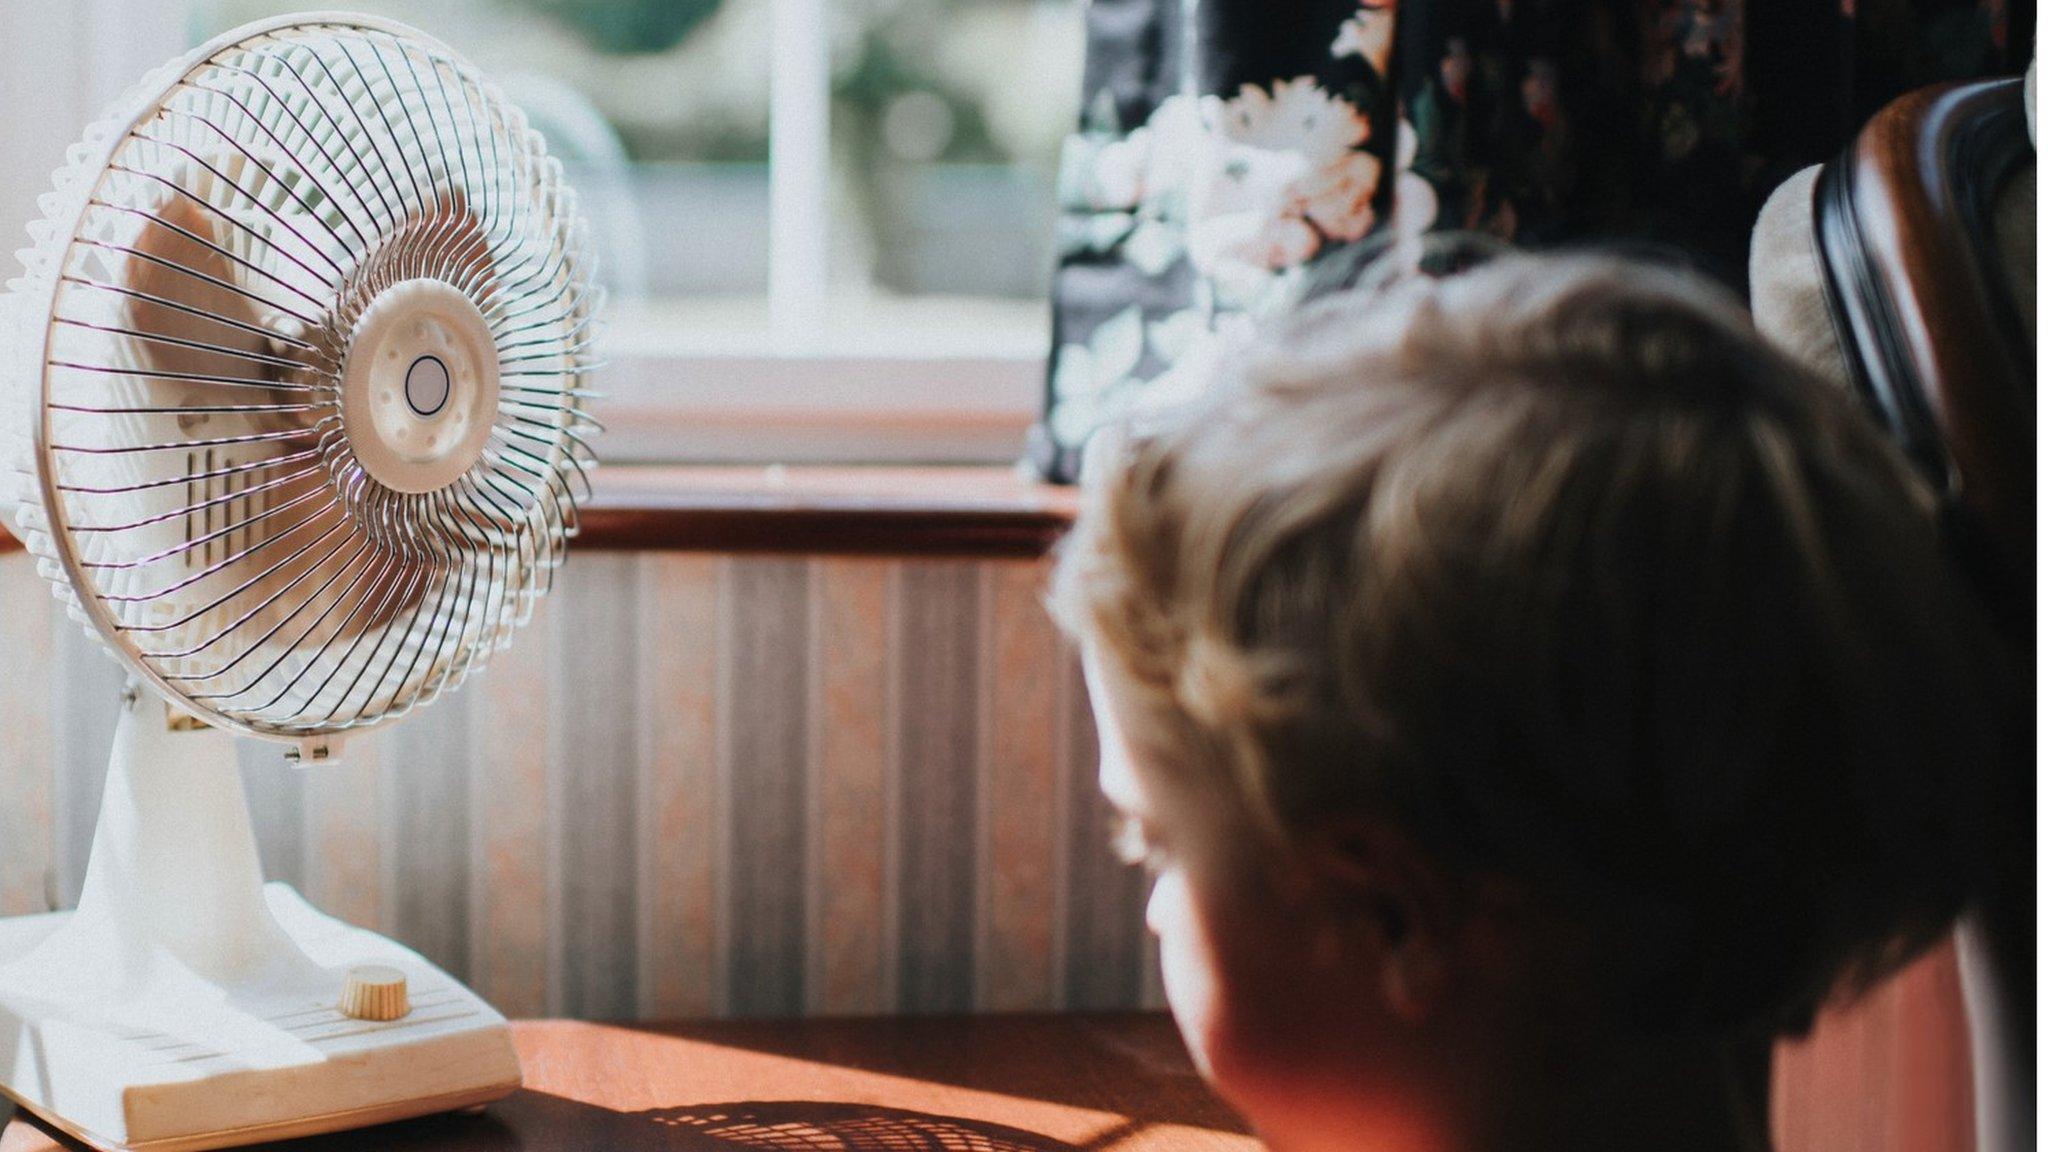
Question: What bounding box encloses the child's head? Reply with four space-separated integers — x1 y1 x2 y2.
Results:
1051 253 2014 1151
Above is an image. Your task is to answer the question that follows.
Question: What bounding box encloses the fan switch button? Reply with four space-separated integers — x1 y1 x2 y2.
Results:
339 964 410 1021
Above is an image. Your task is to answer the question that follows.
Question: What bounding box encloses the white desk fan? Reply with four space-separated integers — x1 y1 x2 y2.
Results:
0 13 599 1150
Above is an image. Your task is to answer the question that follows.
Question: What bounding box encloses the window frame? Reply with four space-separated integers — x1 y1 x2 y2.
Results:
4 0 1055 468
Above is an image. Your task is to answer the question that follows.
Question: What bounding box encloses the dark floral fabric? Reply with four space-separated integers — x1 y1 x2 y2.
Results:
1030 0 2029 481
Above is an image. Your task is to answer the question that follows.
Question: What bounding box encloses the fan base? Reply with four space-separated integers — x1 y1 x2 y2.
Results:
0 884 521 1151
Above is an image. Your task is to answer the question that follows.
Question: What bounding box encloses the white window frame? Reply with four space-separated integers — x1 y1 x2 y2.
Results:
604 0 1048 465
2 0 1052 467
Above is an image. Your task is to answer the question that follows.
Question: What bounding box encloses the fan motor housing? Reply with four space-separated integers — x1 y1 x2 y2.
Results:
340 278 501 494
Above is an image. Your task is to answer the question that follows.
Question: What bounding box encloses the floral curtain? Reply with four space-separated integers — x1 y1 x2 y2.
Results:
1029 0 2027 482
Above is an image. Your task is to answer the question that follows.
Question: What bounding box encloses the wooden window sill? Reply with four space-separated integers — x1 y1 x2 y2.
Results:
0 466 1080 561
579 465 1077 557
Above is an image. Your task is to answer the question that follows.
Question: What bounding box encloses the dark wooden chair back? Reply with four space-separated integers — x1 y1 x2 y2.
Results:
1813 77 2035 1152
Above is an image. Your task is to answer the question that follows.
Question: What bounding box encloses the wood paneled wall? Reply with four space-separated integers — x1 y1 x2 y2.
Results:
0 548 1984 1152
0 551 1159 1020
1773 942 1977 1152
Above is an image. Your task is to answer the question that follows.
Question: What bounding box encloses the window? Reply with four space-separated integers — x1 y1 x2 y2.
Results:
149 0 1082 463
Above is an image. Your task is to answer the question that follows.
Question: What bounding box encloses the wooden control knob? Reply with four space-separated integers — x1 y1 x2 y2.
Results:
340 964 410 1021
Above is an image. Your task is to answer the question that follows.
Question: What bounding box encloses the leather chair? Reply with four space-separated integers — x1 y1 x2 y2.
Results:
1811 76 2035 1152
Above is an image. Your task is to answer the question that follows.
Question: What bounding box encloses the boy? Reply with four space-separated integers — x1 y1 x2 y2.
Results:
1051 254 2015 1152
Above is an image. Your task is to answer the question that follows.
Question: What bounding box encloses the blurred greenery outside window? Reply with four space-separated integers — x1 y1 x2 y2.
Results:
191 0 1083 462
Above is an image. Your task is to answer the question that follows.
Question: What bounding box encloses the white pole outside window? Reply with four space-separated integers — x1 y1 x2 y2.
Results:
769 0 831 347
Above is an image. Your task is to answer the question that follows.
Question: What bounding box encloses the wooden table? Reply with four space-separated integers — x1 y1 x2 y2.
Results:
1 1013 1256 1151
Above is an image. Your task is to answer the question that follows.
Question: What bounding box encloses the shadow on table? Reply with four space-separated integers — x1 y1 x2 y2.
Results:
642 1101 1086 1149
12 1093 1096 1152
611 1013 1247 1135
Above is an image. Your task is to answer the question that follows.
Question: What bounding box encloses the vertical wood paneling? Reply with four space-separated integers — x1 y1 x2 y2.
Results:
553 554 643 1019
4 545 1986 1152
1140 934 1167 1010
1772 941 1976 1152
299 731 384 930
468 596 559 1018
976 560 1063 1011
14 550 1168 1023
382 684 473 981
724 559 811 1017
1060 656 1149 1009
0 558 55 915
807 559 894 1015
894 562 982 1014
637 556 723 1018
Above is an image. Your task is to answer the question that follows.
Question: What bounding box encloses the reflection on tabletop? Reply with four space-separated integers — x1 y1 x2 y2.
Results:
0 1013 1256 1152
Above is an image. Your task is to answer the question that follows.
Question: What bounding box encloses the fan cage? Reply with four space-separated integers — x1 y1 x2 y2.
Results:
3 13 603 747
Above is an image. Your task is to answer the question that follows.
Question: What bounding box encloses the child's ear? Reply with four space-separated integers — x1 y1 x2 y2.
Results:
1299 818 1454 1025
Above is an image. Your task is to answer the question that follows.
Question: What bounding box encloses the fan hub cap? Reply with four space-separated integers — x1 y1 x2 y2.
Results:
340 278 500 494
405 356 451 416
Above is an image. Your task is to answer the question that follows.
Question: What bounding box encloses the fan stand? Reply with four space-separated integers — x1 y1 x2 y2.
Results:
0 685 520 1152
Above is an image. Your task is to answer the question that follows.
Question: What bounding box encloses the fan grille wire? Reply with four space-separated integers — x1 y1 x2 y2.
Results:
7 18 602 741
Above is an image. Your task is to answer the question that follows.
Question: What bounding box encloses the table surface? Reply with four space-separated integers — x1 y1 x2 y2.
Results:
1 1013 1256 1151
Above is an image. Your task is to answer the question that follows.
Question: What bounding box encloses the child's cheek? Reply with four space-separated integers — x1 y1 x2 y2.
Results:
1149 869 1228 1080
1151 865 1291 1107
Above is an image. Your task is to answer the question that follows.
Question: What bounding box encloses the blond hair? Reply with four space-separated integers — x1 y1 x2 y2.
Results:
1052 253 2015 1037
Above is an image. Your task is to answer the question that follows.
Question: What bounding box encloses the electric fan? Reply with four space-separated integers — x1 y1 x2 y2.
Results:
0 13 599 1150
